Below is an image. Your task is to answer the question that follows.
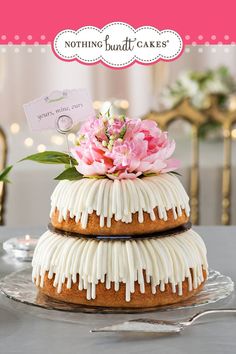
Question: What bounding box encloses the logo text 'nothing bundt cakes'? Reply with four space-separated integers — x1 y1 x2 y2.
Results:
53 22 183 68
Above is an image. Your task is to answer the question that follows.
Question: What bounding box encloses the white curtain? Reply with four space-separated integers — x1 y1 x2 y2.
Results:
1 45 236 126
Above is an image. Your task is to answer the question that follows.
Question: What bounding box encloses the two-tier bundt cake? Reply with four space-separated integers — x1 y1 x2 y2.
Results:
32 114 208 308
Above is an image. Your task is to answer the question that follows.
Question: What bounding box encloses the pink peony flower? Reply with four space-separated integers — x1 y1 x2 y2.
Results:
71 115 180 179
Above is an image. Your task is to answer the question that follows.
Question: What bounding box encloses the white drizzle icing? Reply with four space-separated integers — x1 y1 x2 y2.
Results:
50 174 190 229
32 229 208 302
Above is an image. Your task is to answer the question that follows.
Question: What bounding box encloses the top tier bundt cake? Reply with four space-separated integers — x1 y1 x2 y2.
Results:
50 173 190 236
32 114 208 308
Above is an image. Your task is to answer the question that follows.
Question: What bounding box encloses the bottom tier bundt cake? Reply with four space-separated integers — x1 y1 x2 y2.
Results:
32 114 208 308
32 229 207 308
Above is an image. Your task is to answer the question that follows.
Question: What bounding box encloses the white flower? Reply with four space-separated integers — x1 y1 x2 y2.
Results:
205 78 229 94
192 91 206 108
178 72 198 97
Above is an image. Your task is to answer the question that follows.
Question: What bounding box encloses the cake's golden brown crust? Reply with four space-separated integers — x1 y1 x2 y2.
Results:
51 208 189 236
37 270 207 308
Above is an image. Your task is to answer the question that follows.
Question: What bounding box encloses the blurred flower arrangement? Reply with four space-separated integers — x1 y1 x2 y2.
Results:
161 66 236 139
162 66 235 109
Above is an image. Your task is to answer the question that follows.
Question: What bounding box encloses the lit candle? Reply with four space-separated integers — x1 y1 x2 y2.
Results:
17 235 38 251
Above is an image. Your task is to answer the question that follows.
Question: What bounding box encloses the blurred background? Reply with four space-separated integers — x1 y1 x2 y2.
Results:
0 44 236 227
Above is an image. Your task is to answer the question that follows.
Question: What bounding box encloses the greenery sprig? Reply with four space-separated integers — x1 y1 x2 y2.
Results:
0 165 13 183
0 151 83 183
20 151 78 166
54 166 83 181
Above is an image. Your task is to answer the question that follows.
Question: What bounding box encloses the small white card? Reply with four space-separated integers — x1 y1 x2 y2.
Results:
23 89 95 131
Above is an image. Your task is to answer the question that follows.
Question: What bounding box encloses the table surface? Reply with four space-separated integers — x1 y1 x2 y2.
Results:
0 226 235 354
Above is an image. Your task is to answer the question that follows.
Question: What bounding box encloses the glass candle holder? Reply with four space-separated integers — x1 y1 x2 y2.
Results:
3 235 38 262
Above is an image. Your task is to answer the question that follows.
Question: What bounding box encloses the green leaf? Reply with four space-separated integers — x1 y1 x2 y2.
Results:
20 151 78 166
119 126 127 139
0 165 13 183
142 172 158 177
86 175 106 179
96 112 103 118
168 171 182 177
218 66 228 77
54 167 83 181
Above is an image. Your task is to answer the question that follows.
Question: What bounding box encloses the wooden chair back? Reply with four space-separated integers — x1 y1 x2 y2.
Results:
144 95 236 224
